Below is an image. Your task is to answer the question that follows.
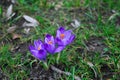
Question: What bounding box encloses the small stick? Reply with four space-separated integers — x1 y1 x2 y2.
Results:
51 65 81 80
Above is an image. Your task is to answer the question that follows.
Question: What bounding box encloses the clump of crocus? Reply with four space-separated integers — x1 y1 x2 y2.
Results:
29 26 75 69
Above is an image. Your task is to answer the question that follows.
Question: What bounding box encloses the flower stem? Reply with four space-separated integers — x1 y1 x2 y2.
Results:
56 53 61 64
43 61 49 70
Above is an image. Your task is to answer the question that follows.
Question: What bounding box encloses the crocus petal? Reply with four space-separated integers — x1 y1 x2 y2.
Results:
64 30 72 40
54 46 65 53
44 34 55 54
56 30 61 38
29 45 36 50
68 34 75 44
34 40 39 49
34 39 43 49
30 49 47 60
30 50 39 57
45 34 51 41
59 27 65 33
56 27 65 38
37 50 47 60
44 43 54 54
62 39 69 45
55 37 64 46
30 49 39 56
45 34 55 44
29 45 39 58
59 30 72 45
64 34 75 45
29 40 47 60
56 37 69 46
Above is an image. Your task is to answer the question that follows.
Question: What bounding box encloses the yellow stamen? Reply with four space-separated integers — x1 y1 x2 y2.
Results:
38 46 41 50
60 34 65 39
48 41 52 44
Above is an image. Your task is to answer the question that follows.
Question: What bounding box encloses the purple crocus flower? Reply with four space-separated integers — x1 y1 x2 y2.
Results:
29 39 47 60
56 27 75 46
44 34 65 54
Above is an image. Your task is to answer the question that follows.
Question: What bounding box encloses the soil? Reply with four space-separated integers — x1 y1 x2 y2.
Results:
85 36 108 54
116 16 120 25
28 65 62 80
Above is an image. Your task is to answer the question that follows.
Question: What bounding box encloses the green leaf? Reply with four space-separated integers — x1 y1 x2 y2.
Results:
0 6 2 15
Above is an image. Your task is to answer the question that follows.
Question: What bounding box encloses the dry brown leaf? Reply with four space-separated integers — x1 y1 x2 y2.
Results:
86 61 97 78
71 19 80 28
55 2 63 10
12 33 21 39
24 28 30 34
7 25 17 33
7 12 16 20
23 15 39 26
87 61 94 67
108 13 119 21
6 4 13 18
22 22 38 27
11 0 16 3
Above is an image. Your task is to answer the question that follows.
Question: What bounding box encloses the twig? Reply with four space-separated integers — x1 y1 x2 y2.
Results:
86 61 97 78
51 65 81 80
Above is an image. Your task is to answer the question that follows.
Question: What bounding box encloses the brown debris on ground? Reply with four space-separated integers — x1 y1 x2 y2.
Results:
85 36 108 54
